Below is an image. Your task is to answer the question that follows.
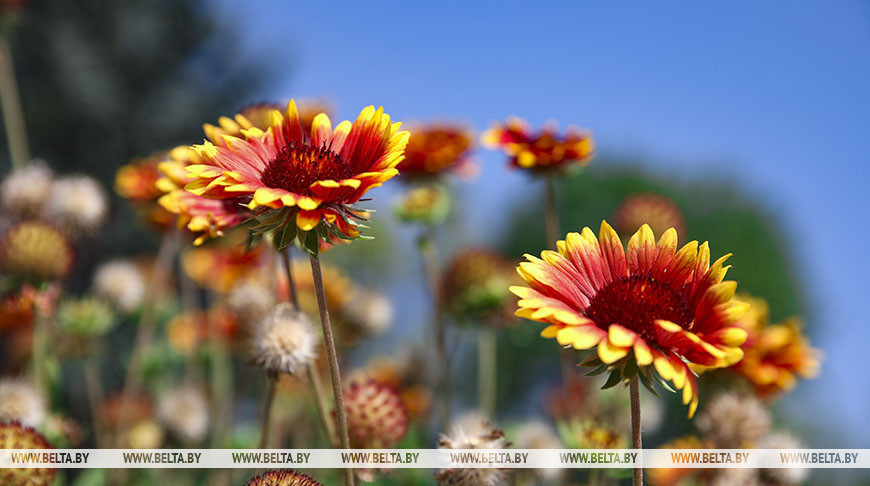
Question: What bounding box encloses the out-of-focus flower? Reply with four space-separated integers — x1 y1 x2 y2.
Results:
56 297 116 337
441 248 519 327
186 101 409 240
352 352 432 421
92 260 146 313
115 153 164 202
545 379 596 421
731 295 821 399
647 435 714 486
758 432 808 485
167 307 239 355
228 282 274 325
345 288 393 336
157 387 210 444
245 469 323 486
483 117 593 174
398 123 475 179
436 413 511 486
557 419 626 449
0 283 59 331
0 378 46 427
0 161 54 218
250 304 318 376
512 221 749 417
394 183 452 225
115 152 175 229
0 421 55 486
614 193 686 241
513 420 563 481
126 419 164 449
44 175 108 235
696 392 771 448
181 237 266 294
343 380 408 449
1 221 73 280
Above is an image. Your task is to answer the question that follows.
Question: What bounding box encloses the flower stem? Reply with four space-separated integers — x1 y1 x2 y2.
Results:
257 373 277 449
478 328 497 419
308 253 355 486
281 247 300 309
307 362 337 446
84 356 106 449
630 377 643 486
544 176 577 386
419 225 451 429
0 38 30 169
31 309 47 396
118 228 179 446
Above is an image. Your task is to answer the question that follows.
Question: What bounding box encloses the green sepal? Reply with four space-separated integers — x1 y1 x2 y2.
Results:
601 368 622 390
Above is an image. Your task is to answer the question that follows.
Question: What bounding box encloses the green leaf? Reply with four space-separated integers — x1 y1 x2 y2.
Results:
621 357 638 382
654 374 677 394
275 221 297 251
584 364 609 377
579 355 604 368
301 229 320 257
638 368 659 396
601 368 622 390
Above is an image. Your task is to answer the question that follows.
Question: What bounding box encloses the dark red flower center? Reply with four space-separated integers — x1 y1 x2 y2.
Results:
584 275 692 343
260 143 352 196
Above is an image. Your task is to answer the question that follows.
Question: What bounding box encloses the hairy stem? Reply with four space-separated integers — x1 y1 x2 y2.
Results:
309 253 355 486
419 226 451 429
0 38 30 168
630 378 643 486
478 328 497 419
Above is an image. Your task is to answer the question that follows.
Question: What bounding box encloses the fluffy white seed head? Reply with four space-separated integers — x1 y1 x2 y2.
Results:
697 392 771 448
227 282 274 325
436 413 511 486
157 387 210 444
513 420 562 480
249 303 318 375
348 288 393 336
44 175 108 235
93 260 146 313
758 432 809 485
0 378 47 427
0 161 54 217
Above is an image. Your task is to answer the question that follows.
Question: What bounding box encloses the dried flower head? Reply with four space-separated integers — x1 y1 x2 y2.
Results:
441 248 518 326
56 297 116 338
436 413 511 486
0 378 46 427
0 161 54 218
697 392 771 448
343 379 408 449
512 221 750 417
614 193 686 241
250 304 318 375
398 123 475 178
92 260 146 313
483 117 593 174
157 387 210 444
228 282 275 325
0 421 55 485
44 175 108 235
758 432 808 485
1 221 73 280
346 288 393 336
246 469 323 486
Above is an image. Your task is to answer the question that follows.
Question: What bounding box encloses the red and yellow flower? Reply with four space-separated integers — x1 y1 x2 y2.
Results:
614 193 686 241
185 101 409 238
730 295 821 398
155 146 249 245
398 123 475 178
483 116 593 173
511 221 749 417
115 152 176 228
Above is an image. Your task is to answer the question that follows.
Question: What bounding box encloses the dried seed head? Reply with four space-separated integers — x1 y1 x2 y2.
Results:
0 378 46 427
93 260 146 313
157 387 210 444
249 304 318 375
697 392 771 448
436 413 511 486
343 379 409 449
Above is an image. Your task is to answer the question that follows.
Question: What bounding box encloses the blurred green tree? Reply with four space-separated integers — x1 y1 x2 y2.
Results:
3 0 274 252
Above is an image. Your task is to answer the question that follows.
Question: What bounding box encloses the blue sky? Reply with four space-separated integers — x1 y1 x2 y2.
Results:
212 0 870 446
